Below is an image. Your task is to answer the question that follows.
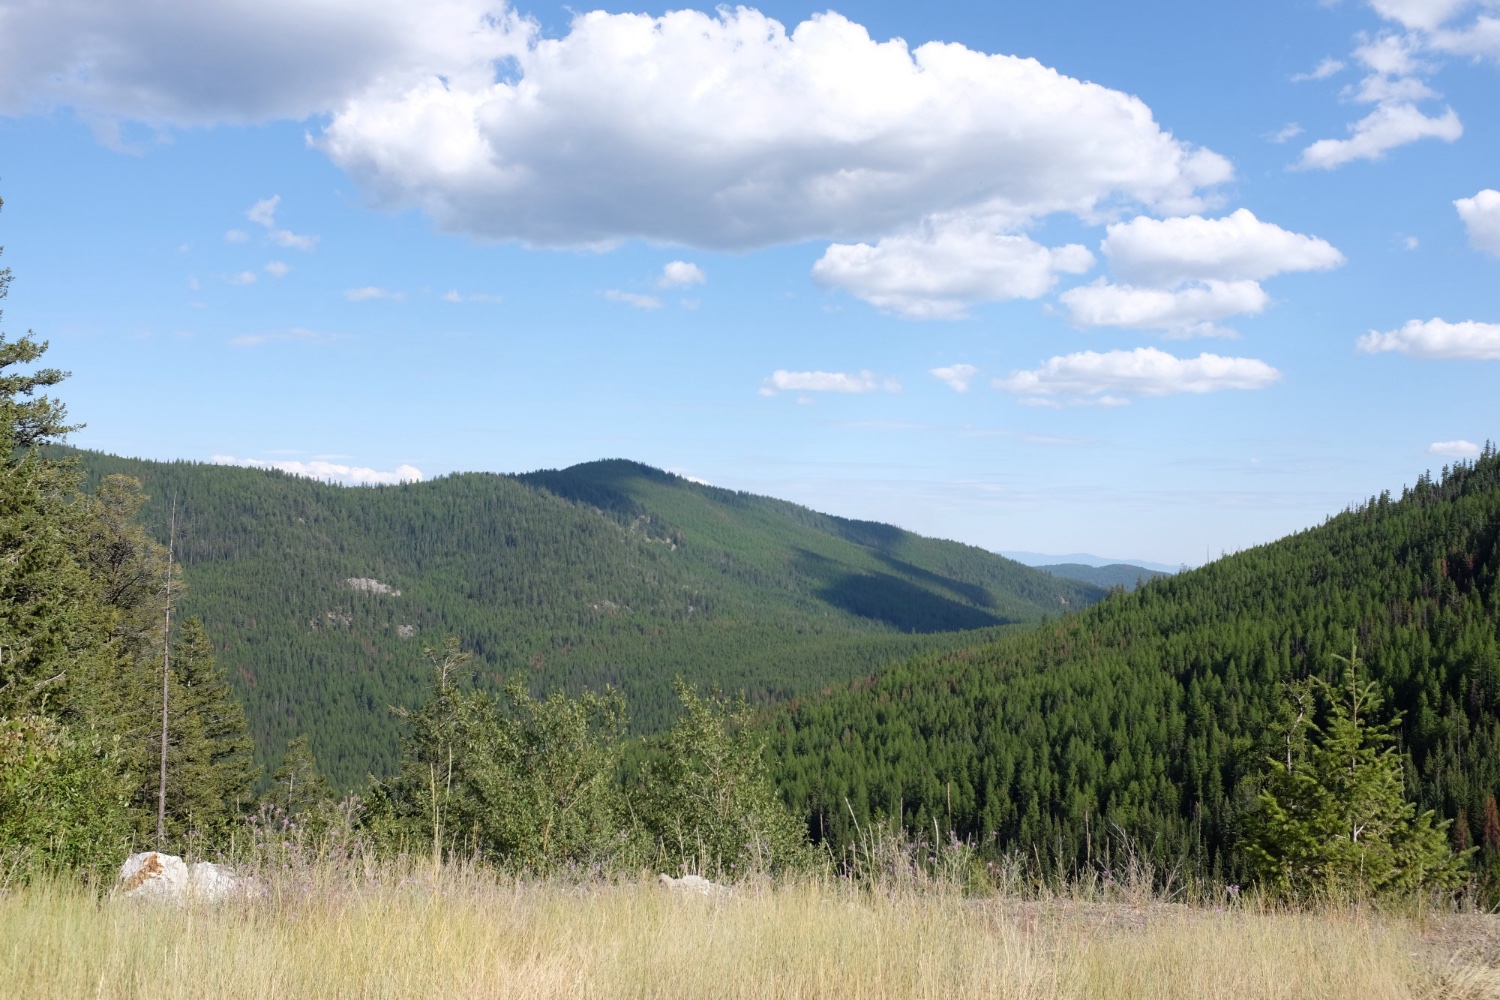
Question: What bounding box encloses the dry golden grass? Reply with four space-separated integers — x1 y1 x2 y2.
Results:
2 868 1497 999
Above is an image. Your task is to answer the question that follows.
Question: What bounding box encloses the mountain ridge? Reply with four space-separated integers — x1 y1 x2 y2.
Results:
61 449 1103 787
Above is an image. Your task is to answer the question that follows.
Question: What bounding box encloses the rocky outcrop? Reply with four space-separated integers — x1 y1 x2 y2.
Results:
117 852 241 902
657 873 727 896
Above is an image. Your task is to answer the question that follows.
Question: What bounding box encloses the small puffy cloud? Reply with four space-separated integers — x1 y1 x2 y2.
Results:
1353 33 1428 77
1455 189 1500 256
1099 209 1344 287
245 194 319 250
1270 123 1304 144
224 228 249 243
995 347 1282 404
229 270 258 285
603 289 662 309
345 286 402 301
759 369 900 396
658 261 706 288
1430 439 1482 458
1292 57 1346 81
1297 102 1462 169
813 221 1093 319
212 454 422 485
247 195 280 228
931 363 979 392
1357 318 1500 358
1060 279 1268 337
264 260 290 277
1368 0 1476 31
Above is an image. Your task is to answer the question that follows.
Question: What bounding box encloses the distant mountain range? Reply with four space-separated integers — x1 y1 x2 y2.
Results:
1035 563 1171 591
68 451 1105 786
999 550 1182 574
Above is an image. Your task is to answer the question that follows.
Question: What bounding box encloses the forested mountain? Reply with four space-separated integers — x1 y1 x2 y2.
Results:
771 450 1500 882
65 451 1102 787
1037 563 1170 591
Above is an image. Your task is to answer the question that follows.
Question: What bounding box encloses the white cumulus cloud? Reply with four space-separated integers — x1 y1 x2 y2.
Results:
1357 318 1500 358
228 270 257 285
1368 0 1478 31
813 220 1093 319
1297 102 1462 169
759 369 899 396
1098 209 1344 287
212 455 423 485
319 7 1230 249
658 261 706 288
1429 439 1482 457
1060 279 1269 337
264 260 290 277
1455 189 1500 256
995 347 1282 404
931 364 979 392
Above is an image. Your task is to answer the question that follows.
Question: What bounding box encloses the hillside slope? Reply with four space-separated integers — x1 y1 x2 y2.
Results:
68 452 1100 786
772 451 1500 878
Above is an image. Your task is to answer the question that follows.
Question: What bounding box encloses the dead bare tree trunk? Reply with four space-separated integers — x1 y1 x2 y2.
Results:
157 496 177 848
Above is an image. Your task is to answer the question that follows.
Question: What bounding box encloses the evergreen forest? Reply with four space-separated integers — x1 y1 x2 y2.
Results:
62 449 1101 787
771 453 1500 889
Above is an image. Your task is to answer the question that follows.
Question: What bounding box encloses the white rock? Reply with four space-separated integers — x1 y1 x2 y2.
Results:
117 852 241 903
657 873 727 896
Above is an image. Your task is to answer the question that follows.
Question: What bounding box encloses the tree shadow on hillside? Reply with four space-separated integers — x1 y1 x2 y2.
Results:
795 549 1009 633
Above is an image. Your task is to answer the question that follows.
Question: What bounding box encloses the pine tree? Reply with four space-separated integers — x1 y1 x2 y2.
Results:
0 198 131 873
268 734 333 819
1247 644 1467 900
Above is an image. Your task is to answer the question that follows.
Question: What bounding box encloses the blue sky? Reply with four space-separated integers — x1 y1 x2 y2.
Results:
0 0 1496 566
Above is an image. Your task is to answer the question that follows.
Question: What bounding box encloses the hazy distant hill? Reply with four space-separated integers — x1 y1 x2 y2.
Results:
68 452 1102 786
1037 563 1170 591
773 452 1500 877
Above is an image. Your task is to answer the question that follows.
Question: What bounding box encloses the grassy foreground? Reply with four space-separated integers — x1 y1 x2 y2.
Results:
4 870 1498 1000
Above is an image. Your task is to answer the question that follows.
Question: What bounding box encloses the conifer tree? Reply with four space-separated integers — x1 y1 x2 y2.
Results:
268 734 334 819
1247 644 1467 900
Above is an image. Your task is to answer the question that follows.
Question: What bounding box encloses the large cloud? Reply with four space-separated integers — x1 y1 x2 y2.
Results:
1357 318 1500 358
1098 209 1344 286
1 3 1230 259
812 220 1093 319
995 347 1282 405
319 7 1230 249
0 0 523 123
1455 189 1500 256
